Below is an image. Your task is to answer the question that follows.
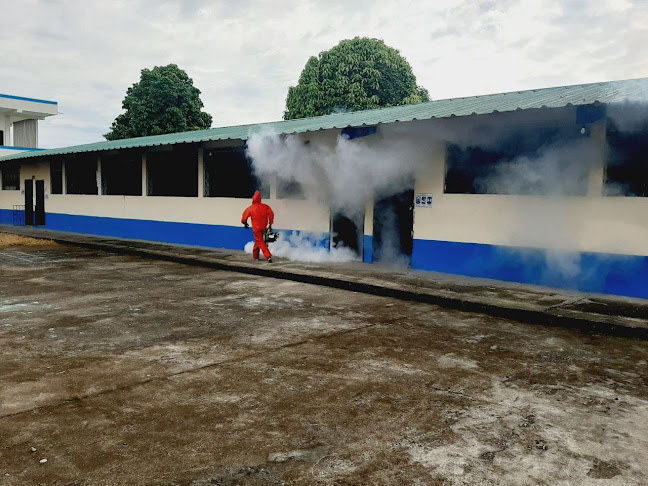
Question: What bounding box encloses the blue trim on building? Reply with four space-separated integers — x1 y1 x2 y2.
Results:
411 239 648 299
0 211 330 255
363 235 373 263
0 94 58 105
42 213 253 250
0 208 13 225
3 208 647 300
0 146 46 152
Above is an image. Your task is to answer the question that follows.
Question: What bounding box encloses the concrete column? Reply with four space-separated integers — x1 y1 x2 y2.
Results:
362 198 375 263
0 114 11 145
587 118 608 197
96 155 102 195
364 199 374 237
420 143 447 196
197 147 204 198
141 152 147 196
269 173 277 200
62 160 67 195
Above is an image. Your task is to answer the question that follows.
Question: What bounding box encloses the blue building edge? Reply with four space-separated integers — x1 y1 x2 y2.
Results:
1 210 646 300
412 239 648 300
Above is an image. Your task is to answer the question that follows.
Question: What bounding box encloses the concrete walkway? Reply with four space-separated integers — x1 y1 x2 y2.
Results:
2 224 647 339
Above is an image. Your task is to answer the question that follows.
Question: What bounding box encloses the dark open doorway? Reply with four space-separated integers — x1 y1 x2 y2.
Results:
35 179 45 226
24 179 34 226
372 189 414 265
331 212 363 258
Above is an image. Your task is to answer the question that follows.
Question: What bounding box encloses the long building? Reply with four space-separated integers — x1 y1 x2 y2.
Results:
1 78 647 298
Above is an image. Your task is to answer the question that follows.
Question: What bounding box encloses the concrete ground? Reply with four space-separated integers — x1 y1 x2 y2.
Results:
1 241 647 485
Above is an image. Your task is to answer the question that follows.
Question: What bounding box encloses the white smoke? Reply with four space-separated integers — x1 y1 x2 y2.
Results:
475 138 598 197
244 231 357 263
245 126 430 263
246 128 426 213
470 131 602 284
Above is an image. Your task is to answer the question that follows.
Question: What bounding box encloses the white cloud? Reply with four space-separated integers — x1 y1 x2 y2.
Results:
1 0 646 148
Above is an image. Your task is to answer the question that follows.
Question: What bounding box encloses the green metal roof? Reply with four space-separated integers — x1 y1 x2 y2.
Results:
2 77 647 163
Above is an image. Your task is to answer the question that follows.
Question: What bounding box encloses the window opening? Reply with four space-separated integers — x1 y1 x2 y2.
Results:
204 146 268 198
147 145 198 197
101 150 142 196
444 123 584 195
65 153 98 195
341 126 377 140
1 164 20 190
605 105 648 197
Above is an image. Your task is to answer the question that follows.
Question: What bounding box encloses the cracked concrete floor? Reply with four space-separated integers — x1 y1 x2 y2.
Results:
1 244 647 485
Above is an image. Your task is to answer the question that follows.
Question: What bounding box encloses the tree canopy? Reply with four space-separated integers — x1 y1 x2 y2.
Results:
105 64 212 141
284 37 430 120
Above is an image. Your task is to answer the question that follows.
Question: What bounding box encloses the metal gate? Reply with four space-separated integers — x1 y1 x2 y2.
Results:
12 205 25 226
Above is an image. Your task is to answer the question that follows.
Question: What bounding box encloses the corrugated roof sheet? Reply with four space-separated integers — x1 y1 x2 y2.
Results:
2 77 647 163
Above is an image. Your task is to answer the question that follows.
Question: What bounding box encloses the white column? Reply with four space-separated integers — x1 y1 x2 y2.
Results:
141 152 147 196
96 155 102 195
197 147 204 198
269 173 277 200
364 198 374 237
587 118 607 197
1 114 11 145
62 160 67 194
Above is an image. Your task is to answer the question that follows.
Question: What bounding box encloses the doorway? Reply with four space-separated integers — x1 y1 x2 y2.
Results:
331 211 364 258
24 179 34 226
35 179 45 226
23 179 45 226
372 188 414 265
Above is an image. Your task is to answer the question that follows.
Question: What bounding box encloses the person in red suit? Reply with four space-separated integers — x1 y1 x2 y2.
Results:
241 190 275 262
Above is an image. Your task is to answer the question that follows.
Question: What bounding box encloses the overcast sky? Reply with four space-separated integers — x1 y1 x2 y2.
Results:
2 0 647 148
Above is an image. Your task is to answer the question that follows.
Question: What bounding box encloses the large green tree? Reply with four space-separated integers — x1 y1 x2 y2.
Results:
284 37 430 120
105 64 212 140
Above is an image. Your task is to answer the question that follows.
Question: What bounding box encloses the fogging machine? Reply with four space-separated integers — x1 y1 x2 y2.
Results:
264 227 280 244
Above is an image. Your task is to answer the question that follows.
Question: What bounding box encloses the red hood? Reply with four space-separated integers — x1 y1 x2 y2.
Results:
252 190 262 204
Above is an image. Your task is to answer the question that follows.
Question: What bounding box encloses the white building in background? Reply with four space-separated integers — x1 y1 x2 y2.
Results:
0 93 58 158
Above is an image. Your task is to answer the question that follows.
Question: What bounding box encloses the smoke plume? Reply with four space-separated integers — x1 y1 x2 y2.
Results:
243 103 646 289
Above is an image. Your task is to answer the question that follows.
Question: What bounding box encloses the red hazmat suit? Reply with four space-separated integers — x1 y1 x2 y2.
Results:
241 190 275 260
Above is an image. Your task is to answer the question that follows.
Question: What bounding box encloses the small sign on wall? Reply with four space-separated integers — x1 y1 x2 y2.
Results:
415 193 433 207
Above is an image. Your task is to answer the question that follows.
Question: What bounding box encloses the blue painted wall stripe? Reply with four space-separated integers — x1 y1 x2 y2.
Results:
2 209 647 300
0 208 13 225
411 239 648 299
44 213 253 250
0 210 330 254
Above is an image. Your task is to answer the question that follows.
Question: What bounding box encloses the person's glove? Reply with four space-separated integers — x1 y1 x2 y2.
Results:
244 222 249 228
268 225 272 231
